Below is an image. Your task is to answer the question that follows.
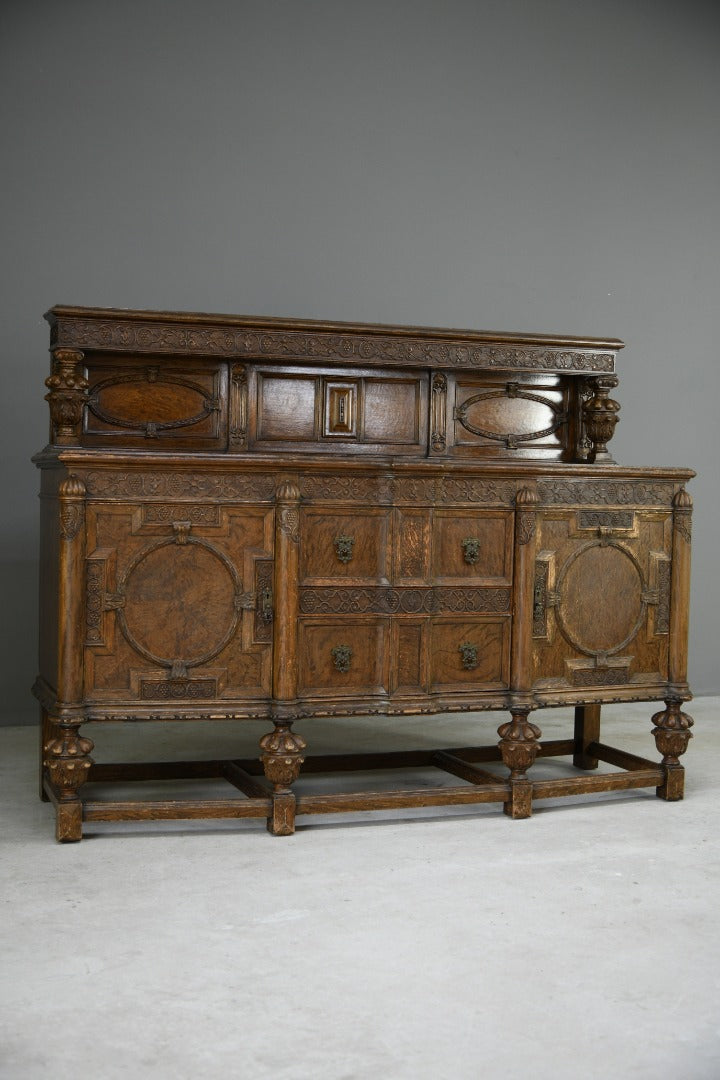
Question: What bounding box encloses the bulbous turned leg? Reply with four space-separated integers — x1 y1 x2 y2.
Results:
260 720 306 836
652 698 694 801
43 723 94 841
498 707 542 819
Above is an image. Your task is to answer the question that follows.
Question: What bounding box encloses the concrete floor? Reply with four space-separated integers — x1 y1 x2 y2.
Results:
1 699 719 1080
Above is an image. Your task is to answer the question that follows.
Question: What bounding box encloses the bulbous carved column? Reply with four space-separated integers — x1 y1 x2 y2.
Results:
652 698 694 801
43 724 94 842
45 349 88 445
498 707 542 819
260 723 307 793
583 375 620 462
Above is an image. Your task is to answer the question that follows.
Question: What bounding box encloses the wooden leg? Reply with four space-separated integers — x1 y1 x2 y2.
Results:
498 708 541 819
43 722 94 842
573 703 601 770
260 720 306 836
39 708 55 801
652 699 693 802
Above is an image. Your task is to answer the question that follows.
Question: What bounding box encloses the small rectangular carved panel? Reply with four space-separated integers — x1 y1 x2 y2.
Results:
324 382 357 436
393 622 425 693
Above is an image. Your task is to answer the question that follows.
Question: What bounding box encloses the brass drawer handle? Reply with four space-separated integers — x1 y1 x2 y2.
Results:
334 535 355 563
459 642 478 670
331 645 352 673
462 538 480 565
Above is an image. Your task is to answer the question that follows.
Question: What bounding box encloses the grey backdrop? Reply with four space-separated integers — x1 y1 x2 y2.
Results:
2 0 718 724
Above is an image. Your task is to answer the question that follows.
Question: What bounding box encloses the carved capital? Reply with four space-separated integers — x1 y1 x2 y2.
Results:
44 726 94 800
651 699 694 766
260 722 306 792
672 489 693 545
498 708 542 780
45 349 88 444
515 487 539 545
58 475 86 540
583 375 620 461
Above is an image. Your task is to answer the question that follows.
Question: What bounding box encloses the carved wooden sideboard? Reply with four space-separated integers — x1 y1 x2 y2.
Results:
34 306 694 840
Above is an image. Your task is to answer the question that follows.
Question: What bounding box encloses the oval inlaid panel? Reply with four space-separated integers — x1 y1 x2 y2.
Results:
557 544 643 655
95 380 207 428
123 543 236 665
457 392 561 441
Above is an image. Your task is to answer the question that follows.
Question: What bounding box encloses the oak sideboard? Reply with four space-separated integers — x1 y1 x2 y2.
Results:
33 306 694 840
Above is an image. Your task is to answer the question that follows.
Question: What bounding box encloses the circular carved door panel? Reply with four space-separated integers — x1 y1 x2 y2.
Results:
555 542 645 657
119 538 240 668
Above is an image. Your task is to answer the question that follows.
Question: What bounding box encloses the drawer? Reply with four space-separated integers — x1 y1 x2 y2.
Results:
431 510 513 584
298 619 390 696
300 508 392 585
429 617 510 692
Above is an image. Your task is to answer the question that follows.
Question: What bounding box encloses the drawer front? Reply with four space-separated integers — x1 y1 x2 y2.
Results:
300 508 392 585
431 510 513 584
429 617 510 692
298 619 390 696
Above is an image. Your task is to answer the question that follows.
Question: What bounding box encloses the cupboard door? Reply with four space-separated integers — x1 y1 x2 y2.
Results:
297 618 390 696
531 509 672 690
84 502 274 704
300 507 392 585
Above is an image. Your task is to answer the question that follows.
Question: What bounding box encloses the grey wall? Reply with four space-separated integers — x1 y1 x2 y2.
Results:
2 0 718 723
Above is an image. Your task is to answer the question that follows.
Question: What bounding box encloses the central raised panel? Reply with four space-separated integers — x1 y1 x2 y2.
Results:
556 543 644 655
122 541 238 666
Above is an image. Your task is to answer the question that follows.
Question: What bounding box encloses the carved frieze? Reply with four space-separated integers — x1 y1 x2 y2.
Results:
538 480 676 507
80 471 276 501
299 586 511 616
52 317 616 373
578 510 634 530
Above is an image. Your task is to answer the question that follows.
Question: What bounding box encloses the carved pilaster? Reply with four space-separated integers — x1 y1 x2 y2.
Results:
430 372 447 452
511 488 539 698
57 476 86 706
229 363 248 449
45 349 88 445
273 482 301 700
669 489 693 696
583 375 620 462
652 698 694 801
